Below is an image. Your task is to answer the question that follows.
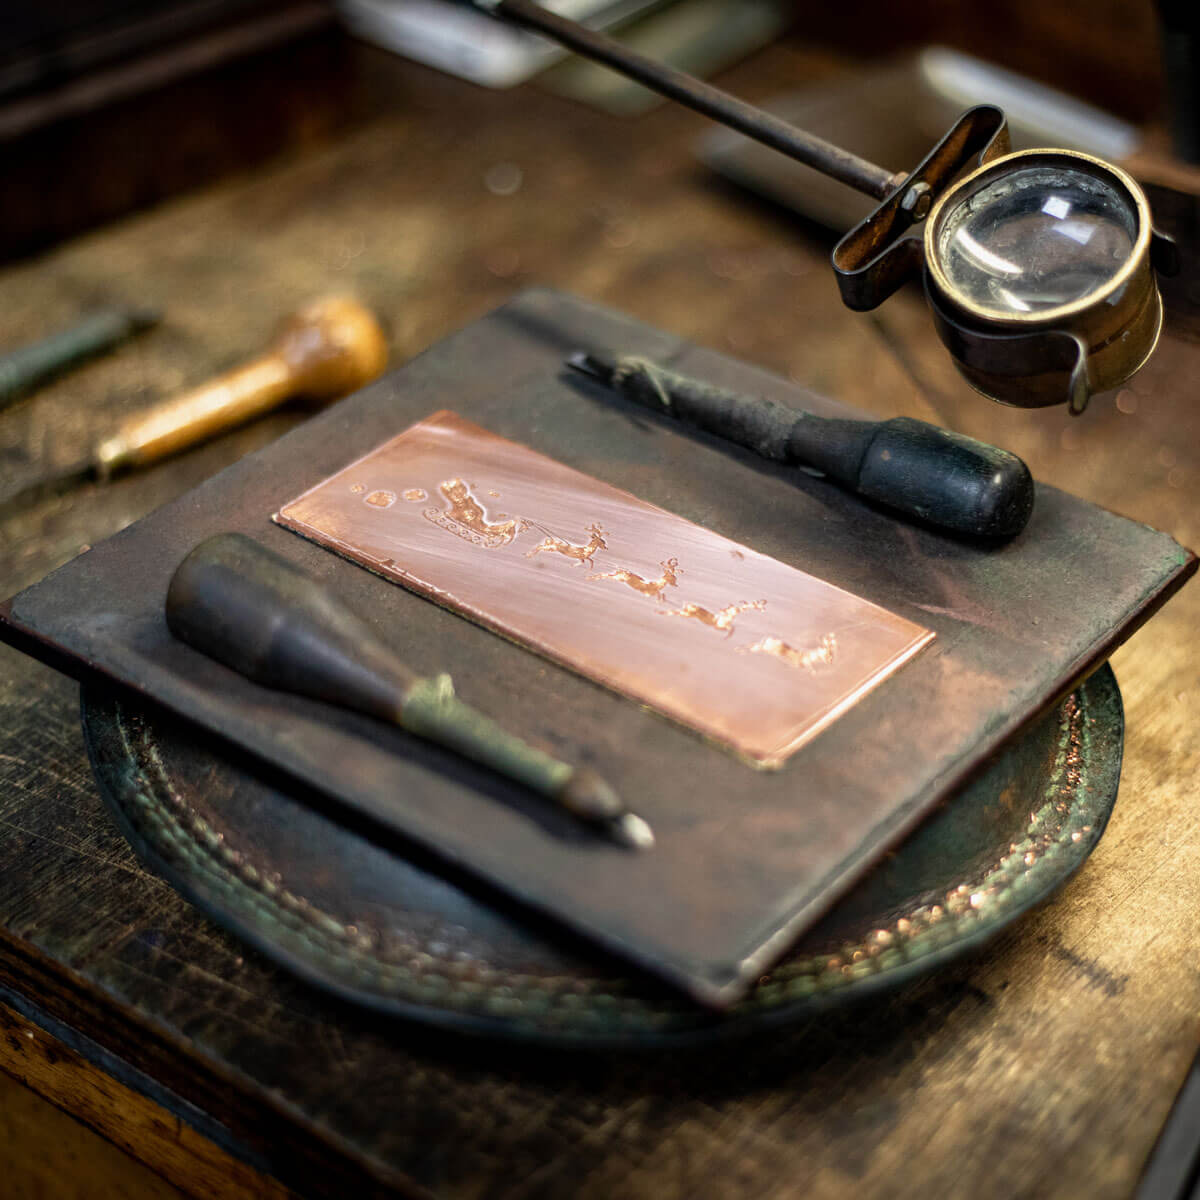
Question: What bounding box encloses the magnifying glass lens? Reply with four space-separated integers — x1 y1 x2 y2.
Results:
937 166 1137 315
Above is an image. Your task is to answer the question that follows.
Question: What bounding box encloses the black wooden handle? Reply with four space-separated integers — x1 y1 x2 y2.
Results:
570 352 1035 541
166 533 412 721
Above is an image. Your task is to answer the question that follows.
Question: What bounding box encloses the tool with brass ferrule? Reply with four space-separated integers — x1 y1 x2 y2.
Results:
568 350 1035 540
0 296 388 512
166 533 654 851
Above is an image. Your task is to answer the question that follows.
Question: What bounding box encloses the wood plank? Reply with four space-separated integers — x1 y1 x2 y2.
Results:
0 999 295 1200
0 1069 184 1200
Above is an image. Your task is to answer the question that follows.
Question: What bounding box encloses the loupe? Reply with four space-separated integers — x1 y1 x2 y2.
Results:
922 148 1167 411
476 0 1179 414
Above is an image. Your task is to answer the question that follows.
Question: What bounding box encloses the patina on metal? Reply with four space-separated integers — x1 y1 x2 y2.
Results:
567 350 1035 540
0 305 161 411
166 532 652 849
0 296 388 512
477 0 1176 412
274 410 935 767
81 664 1126 1045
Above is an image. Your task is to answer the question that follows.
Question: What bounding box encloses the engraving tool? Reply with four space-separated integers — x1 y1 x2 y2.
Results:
568 350 1035 541
166 533 655 851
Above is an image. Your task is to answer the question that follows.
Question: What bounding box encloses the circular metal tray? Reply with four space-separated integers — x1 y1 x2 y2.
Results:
82 664 1123 1047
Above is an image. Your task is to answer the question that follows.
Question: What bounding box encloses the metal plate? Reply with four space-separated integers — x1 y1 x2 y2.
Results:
275 410 933 767
81 664 1124 1047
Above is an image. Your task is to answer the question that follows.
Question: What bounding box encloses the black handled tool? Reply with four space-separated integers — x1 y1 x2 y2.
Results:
166 533 653 850
568 351 1035 540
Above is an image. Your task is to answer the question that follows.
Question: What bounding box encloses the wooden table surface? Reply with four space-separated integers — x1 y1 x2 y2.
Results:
1 34 1199 1200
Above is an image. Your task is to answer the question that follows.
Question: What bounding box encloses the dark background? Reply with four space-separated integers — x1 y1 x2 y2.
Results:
0 0 1178 261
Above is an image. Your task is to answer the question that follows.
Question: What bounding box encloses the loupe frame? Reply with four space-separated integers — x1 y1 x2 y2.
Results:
926 149 1168 412
831 106 1012 311
833 112 1178 414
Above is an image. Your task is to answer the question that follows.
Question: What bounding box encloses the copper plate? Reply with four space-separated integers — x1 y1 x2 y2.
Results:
275 411 933 766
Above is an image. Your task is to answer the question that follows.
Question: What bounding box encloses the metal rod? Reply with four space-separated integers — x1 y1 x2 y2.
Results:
478 0 902 200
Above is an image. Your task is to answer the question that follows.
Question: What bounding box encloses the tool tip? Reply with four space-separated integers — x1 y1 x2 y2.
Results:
560 768 654 849
128 305 165 332
613 811 656 851
566 350 617 385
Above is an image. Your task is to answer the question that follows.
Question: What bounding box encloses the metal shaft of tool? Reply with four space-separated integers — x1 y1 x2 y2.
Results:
480 0 902 199
0 306 160 411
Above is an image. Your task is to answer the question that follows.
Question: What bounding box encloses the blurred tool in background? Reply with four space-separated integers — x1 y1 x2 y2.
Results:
0 296 387 511
339 0 789 113
336 0 670 88
0 305 161 411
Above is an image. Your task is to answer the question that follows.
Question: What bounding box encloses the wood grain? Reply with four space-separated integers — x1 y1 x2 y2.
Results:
0 1068 184 1200
0 1000 295 1200
0 31 1197 1200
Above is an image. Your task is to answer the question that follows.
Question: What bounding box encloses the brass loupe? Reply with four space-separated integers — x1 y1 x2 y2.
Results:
478 0 1178 414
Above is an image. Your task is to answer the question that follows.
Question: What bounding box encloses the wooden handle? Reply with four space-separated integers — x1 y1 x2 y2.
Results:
95 296 388 475
97 357 293 472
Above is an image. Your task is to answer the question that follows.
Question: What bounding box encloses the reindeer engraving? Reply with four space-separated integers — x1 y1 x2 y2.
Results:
588 556 681 600
741 633 838 671
525 522 608 566
658 599 767 638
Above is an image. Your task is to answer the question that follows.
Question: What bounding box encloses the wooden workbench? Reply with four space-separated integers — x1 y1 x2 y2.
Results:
1 32 1198 1200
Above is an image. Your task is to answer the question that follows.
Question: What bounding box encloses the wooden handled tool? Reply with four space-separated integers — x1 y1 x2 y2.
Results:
0 297 388 510
166 534 654 850
95 296 388 475
569 351 1036 541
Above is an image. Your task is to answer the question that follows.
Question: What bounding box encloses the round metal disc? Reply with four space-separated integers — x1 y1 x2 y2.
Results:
82 665 1123 1047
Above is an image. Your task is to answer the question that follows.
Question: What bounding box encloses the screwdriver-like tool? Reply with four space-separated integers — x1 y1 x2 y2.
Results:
0 296 388 511
166 534 654 851
0 305 161 411
568 351 1035 540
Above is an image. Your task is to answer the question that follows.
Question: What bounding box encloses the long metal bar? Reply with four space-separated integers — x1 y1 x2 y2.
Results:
477 0 903 200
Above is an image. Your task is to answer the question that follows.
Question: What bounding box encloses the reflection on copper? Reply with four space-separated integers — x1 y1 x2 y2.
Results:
526 522 608 566
275 411 934 766
659 599 767 639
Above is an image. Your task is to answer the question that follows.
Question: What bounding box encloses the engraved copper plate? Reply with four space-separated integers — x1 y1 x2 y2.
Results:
275 411 933 765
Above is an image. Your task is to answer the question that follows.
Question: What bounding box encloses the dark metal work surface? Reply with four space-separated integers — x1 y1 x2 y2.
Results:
82 665 1124 1045
1 290 1191 1008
